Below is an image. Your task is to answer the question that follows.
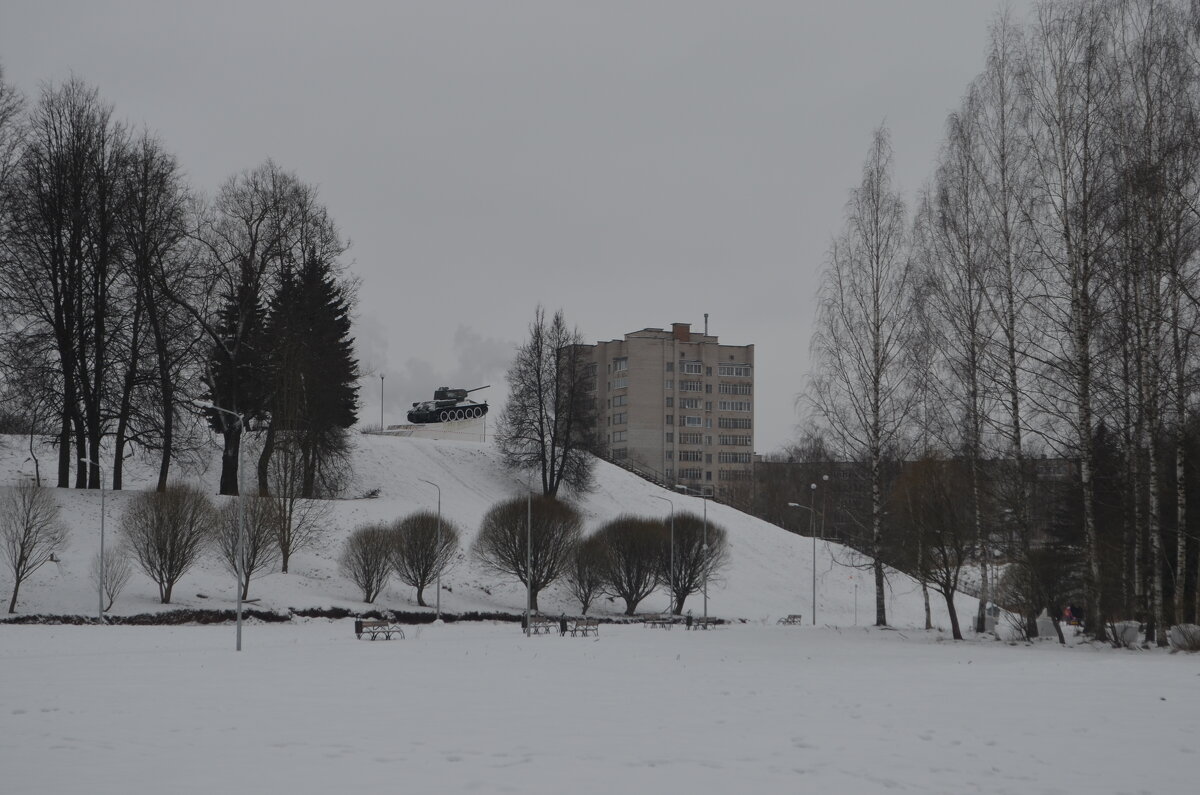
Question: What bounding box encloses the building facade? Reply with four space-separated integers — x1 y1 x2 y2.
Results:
583 322 755 497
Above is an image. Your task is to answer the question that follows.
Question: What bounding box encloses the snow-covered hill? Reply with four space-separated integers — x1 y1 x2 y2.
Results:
0 433 978 627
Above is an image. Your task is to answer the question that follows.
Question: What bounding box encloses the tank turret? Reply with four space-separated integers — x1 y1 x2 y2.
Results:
407 385 490 424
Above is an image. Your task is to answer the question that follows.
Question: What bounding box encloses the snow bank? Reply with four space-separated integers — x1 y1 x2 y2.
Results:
0 433 978 628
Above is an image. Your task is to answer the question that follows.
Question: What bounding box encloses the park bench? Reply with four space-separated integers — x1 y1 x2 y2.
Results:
687 615 716 630
354 618 405 640
777 614 804 625
526 615 558 635
567 617 600 637
644 613 679 630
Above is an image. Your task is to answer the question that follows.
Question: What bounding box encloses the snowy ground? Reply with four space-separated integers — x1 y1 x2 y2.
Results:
2 621 1196 795
2 434 1197 793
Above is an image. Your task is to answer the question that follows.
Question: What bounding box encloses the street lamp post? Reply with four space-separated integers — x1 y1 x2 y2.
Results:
202 403 246 651
820 474 829 538
380 374 385 431
419 478 442 620
81 458 104 622
650 494 675 613
525 481 533 635
675 485 709 622
788 488 819 626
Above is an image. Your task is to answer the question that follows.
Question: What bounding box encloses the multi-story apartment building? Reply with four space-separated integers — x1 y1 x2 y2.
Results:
583 321 754 497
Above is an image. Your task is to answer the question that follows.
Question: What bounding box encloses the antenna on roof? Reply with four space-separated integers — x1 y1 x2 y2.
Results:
704 313 709 336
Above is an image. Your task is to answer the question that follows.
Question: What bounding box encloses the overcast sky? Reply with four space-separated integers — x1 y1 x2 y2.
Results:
1 0 1030 453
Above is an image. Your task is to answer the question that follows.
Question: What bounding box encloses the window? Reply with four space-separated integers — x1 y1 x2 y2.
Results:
719 382 752 395
719 469 753 481
705 454 712 464
612 394 627 407
705 418 712 428
684 415 702 427
679 450 703 462
719 364 752 377
680 432 703 444
718 452 752 464
665 397 673 408
682 362 703 375
680 398 701 410
719 417 753 429
665 450 674 461
665 380 674 390
613 357 628 372
705 471 712 481
705 367 712 376
612 412 626 425
666 414 674 425
705 401 712 411
666 468 675 479
611 430 627 443
665 362 674 373
705 384 712 394
612 447 628 460
665 432 674 443
678 468 703 480
680 380 703 392
718 400 752 412
613 377 627 390
719 434 752 446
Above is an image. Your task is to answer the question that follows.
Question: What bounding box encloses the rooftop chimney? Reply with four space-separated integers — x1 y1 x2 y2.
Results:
672 322 691 342
704 313 708 336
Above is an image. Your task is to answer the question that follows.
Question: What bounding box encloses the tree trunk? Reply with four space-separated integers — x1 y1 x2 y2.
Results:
219 427 242 496
944 591 962 640
257 422 275 497
8 584 19 614
416 584 426 607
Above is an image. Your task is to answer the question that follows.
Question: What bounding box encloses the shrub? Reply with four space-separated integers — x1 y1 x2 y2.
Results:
1169 624 1200 652
390 511 460 607
121 484 213 604
472 495 581 612
594 516 665 616
339 523 393 603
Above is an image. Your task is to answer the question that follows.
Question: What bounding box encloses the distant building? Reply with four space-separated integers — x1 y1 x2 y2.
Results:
582 321 755 498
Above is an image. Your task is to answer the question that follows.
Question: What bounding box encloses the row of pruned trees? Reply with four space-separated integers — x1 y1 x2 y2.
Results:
341 495 730 616
0 70 359 499
808 0 1200 643
0 481 329 613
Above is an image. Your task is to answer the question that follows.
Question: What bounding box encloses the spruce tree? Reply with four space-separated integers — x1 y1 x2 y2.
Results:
262 248 358 497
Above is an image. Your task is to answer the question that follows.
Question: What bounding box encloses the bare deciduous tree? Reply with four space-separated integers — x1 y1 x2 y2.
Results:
121 484 213 603
891 457 975 639
213 497 280 601
809 125 915 627
390 510 460 608
496 307 598 497
90 546 132 612
659 512 728 616
265 438 331 572
472 495 581 611
594 516 664 616
564 534 605 615
0 483 67 613
339 523 392 604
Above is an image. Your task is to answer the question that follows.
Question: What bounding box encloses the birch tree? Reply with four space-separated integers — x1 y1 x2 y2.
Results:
810 125 915 626
1021 1 1117 638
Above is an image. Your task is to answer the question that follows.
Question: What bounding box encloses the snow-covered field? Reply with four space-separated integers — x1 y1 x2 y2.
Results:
2 433 1196 794
3 621 1197 794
